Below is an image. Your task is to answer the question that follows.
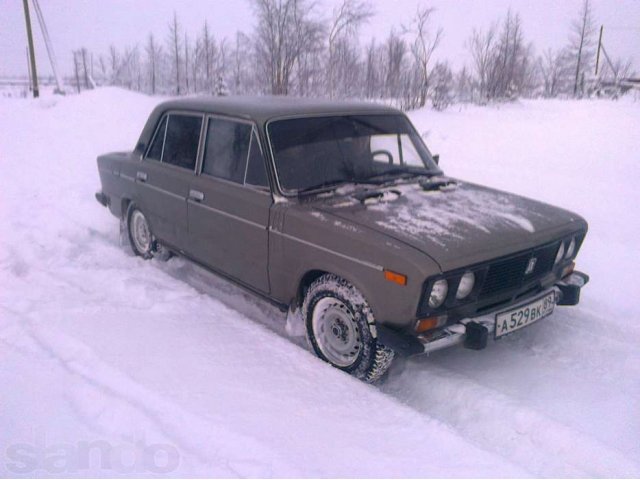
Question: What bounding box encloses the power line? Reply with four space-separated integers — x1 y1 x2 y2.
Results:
31 0 63 93
602 26 640 31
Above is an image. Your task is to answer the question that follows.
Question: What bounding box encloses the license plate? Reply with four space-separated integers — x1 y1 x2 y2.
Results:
495 292 555 338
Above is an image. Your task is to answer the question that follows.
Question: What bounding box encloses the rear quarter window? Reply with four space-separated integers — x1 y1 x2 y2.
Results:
146 116 167 161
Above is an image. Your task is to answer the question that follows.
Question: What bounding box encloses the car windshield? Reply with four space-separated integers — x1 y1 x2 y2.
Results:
267 114 441 193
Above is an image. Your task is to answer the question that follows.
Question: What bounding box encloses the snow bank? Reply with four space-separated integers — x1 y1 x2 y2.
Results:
1 89 638 477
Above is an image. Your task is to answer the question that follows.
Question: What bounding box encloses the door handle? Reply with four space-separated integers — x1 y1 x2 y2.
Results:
189 189 204 202
136 171 148 182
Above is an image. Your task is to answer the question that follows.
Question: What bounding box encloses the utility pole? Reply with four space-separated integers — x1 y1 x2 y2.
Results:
23 0 39 98
26 47 33 93
595 25 604 76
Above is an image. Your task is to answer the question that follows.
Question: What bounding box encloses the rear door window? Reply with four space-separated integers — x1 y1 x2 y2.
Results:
161 114 202 170
202 118 252 184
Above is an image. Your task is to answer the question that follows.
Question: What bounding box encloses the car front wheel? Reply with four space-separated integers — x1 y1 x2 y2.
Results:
302 274 395 383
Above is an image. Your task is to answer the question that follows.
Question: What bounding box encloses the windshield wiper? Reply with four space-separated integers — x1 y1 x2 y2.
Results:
296 180 348 196
365 168 432 184
295 169 432 196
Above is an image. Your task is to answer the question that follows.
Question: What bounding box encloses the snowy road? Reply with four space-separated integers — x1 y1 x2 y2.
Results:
1 89 638 477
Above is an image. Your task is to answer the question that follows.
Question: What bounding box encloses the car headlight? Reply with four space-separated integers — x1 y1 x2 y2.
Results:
554 242 565 265
565 237 576 259
456 271 475 300
428 279 448 308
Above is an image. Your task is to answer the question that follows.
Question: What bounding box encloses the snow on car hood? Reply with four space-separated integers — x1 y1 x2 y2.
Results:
315 179 584 271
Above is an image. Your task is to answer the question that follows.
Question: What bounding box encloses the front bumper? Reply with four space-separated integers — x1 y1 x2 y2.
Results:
377 271 589 356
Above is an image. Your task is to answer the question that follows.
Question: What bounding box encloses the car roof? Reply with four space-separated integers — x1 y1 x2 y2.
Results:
155 95 402 124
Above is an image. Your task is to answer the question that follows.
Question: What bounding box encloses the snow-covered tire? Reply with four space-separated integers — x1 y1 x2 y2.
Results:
125 203 155 260
302 274 395 383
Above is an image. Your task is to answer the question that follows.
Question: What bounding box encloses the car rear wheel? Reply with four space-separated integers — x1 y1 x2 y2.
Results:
302 274 395 383
126 204 154 259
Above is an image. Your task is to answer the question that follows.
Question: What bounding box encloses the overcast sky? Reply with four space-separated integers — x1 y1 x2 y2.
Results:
1 0 638 78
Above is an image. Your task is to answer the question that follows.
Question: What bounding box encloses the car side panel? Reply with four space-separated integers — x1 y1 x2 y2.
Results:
118 157 192 248
268 203 441 328
187 176 272 293
97 152 138 218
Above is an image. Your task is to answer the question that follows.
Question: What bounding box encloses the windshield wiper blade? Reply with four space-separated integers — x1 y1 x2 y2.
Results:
296 180 347 196
366 168 431 183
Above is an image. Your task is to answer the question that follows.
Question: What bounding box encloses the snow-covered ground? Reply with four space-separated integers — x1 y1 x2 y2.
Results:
1 88 638 477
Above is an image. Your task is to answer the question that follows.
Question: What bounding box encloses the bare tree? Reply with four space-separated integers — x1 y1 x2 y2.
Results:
569 0 596 96
117 45 141 90
217 37 229 87
327 0 373 97
167 12 182 95
384 29 406 100
193 38 202 93
87 3 625 106
539 48 560 97
489 11 527 99
200 21 217 93
430 61 453 110
405 6 443 107
130 46 142 91
467 25 496 100
292 47 323 96
538 47 573 97
364 39 379 98
73 51 81 93
184 32 191 93
108 45 120 85
80 48 91 88
332 37 364 98
252 0 325 95
454 66 474 103
97 55 108 84
468 11 534 101
610 57 634 81
145 33 162 94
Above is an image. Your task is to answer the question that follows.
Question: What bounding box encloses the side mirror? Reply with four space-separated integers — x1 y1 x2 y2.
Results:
432 154 440 165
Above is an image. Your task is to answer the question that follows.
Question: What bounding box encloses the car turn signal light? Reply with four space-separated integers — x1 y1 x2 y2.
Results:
415 316 443 333
384 269 407 286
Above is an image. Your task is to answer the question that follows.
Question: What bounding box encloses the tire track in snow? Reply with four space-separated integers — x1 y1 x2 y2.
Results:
382 360 640 477
142 252 640 476
2 307 302 477
11 221 637 477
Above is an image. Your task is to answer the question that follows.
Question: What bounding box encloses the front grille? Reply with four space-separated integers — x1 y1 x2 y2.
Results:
479 254 529 296
417 232 584 319
531 243 557 276
479 243 558 297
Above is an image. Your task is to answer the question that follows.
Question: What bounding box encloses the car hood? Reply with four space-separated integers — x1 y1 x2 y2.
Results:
312 179 586 271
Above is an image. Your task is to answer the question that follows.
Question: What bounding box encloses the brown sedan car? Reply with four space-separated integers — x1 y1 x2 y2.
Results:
96 96 589 382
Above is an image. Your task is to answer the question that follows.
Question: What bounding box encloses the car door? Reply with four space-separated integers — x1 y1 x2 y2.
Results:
123 111 203 249
187 115 272 293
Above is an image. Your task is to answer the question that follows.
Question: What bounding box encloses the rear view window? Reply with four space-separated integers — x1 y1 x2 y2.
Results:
162 114 202 170
202 118 251 183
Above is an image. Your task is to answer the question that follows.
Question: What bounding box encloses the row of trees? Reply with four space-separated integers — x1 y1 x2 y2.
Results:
82 0 634 110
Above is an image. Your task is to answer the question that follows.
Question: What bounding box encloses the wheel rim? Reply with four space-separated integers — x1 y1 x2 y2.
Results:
311 297 362 367
130 210 151 254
